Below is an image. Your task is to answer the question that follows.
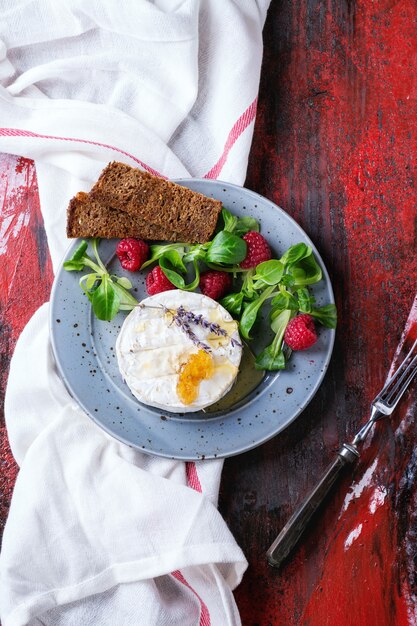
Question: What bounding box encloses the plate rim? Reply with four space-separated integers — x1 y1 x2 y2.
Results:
49 177 335 459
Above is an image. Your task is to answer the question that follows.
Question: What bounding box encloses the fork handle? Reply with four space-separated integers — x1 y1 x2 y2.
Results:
266 443 359 568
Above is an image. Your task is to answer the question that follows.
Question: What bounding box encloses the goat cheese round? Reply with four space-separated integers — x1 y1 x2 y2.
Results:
116 290 242 412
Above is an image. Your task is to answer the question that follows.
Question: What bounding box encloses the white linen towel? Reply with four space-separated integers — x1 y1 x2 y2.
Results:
0 1 270 624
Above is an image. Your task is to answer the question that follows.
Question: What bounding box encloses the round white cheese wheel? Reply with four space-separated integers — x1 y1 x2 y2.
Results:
116 290 242 412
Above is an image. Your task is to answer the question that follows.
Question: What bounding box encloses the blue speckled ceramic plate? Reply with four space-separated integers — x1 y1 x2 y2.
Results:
50 179 335 460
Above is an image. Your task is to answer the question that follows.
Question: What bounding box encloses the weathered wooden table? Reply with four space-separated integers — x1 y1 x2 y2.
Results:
1 2 417 624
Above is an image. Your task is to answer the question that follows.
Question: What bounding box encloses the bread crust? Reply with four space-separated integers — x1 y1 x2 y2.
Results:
89 162 222 243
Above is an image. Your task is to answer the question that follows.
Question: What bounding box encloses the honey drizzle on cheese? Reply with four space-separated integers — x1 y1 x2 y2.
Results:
208 309 238 336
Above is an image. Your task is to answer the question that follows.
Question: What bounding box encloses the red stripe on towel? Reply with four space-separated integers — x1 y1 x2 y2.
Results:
185 461 203 492
174 464 211 624
0 128 164 177
204 98 258 179
172 569 211 626
0 98 257 183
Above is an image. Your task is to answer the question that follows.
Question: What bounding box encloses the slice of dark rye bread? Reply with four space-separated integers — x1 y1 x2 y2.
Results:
67 192 184 241
89 162 222 243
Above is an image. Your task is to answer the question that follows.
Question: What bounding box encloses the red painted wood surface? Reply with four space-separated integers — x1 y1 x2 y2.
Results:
1 2 417 625
0 156 53 538
226 1 417 623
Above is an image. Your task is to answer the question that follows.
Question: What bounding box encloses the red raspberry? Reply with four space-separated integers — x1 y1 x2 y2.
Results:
284 314 317 351
146 266 177 295
116 238 149 271
199 270 232 300
240 231 272 269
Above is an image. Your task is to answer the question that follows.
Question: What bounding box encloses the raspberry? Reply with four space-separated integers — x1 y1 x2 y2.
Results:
116 238 149 271
146 266 177 295
284 314 317 351
199 270 232 300
240 231 272 269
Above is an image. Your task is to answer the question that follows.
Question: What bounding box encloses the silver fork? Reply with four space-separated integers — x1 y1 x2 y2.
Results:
266 337 417 568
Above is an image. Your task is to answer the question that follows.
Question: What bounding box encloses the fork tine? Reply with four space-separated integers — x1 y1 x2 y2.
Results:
384 355 417 406
378 338 417 408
